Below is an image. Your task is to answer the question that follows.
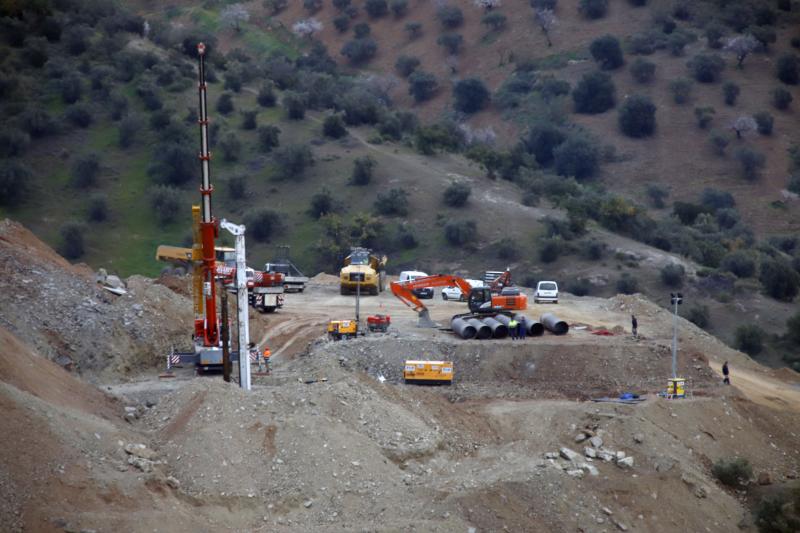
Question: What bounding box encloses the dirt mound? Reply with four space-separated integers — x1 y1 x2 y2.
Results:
0 219 193 378
308 272 339 285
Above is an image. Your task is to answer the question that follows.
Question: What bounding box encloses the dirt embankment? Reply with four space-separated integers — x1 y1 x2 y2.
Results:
0 219 192 379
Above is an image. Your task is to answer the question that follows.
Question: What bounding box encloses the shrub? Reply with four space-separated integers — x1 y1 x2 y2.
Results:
722 82 740 106
71 153 101 189
630 58 655 83
482 12 507 31
660 263 685 287
539 238 563 263
437 5 464 29
244 208 284 242
365 0 388 18
554 135 600 180
694 106 715 129
353 22 371 39
304 0 322 13
669 78 692 104
86 193 109 222
437 33 463 55
408 71 438 102
256 84 276 107
0 161 30 206
227 175 247 200
619 95 656 137
309 188 335 219
394 56 420 78
0 129 29 158
772 88 793 110
65 104 93 128
735 147 765 181
390 0 408 17
323 114 347 138
523 123 566 166
646 184 669 208
721 250 755 278
118 116 142 148
444 220 477 246
443 181 471 207
148 185 181 226
241 110 257 131
59 222 86 259
341 38 378 64
572 71 615 114
405 22 422 39
590 35 624 70
709 129 731 156
374 188 409 216
60 75 82 104
776 54 799 85
735 326 765 356
759 258 800 301
616 273 639 294
667 30 694 56
216 92 234 115
565 278 592 296
149 110 172 131
627 30 665 55
712 458 752 486
754 111 773 135
19 108 56 139
453 78 490 113
273 145 314 180
351 156 376 185
333 0 351 10
581 240 606 260
579 0 608 19
531 0 558 8
257 125 280 152
333 15 350 33
687 305 710 328
496 237 519 261
687 54 725 83
281 92 306 120
218 131 241 162
700 188 735 210
148 142 194 186
704 22 726 49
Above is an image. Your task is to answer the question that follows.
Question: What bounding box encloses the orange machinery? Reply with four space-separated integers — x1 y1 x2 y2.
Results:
390 274 527 327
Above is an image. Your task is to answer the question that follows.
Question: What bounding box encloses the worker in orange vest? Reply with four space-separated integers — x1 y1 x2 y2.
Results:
261 346 272 374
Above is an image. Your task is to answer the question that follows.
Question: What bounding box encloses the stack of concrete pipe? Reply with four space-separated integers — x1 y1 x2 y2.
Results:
452 312 568 339
495 314 545 337
540 313 569 335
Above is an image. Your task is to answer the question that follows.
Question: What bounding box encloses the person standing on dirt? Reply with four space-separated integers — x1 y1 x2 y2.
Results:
722 361 730 385
518 316 527 340
631 314 638 338
509 318 518 340
262 346 272 375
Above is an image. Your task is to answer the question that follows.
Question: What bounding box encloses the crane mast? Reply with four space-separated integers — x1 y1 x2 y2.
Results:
196 42 219 347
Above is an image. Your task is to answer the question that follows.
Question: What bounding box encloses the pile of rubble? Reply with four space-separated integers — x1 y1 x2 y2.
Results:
542 427 637 479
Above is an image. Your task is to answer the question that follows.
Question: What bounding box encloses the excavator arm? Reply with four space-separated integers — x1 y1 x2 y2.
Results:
390 275 474 327
488 269 513 293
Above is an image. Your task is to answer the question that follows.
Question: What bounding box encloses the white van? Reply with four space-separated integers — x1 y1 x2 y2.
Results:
534 281 559 303
398 271 433 299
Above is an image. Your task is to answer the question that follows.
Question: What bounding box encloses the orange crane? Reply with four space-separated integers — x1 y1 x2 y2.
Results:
390 274 527 327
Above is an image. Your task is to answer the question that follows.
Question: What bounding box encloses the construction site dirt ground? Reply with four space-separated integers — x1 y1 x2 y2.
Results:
3 238 800 531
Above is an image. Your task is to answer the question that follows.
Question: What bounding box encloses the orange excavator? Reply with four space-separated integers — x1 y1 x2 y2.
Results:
390 274 527 327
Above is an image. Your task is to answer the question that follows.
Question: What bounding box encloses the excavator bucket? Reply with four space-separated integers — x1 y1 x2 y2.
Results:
417 308 438 328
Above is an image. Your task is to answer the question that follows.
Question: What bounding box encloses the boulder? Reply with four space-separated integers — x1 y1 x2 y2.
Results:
560 447 580 461
565 469 585 478
757 472 772 486
616 456 634 469
584 447 597 459
589 436 603 448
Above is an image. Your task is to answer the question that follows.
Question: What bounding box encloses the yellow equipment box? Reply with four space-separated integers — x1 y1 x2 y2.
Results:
666 377 686 398
328 320 358 340
403 360 453 385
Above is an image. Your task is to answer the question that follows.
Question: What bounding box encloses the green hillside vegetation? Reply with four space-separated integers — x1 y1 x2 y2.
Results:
1 0 800 370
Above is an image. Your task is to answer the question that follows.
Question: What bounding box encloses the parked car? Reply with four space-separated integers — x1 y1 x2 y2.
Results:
399 270 434 299
534 281 559 303
441 279 484 301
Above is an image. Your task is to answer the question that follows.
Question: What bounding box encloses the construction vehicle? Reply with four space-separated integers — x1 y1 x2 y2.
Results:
390 274 527 328
487 269 515 293
327 319 360 340
155 245 235 268
403 360 453 385
265 245 309 292
340 247 387 295
156 44 282 385
367 314 391 332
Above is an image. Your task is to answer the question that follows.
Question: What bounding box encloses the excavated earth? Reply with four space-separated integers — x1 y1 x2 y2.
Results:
1 219 799 532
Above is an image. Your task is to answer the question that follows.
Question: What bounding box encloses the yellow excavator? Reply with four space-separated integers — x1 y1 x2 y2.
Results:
339 247 387 295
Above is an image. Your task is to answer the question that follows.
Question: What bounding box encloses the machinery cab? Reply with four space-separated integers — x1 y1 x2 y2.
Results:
468 287 527 313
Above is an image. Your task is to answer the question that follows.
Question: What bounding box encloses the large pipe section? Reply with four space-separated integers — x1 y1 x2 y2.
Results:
481 316 508 339
540 313 569 335
451 317 477 340
513 314 545 337
467 318 492 340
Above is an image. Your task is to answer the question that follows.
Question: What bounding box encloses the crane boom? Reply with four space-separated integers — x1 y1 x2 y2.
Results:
196 42 219 348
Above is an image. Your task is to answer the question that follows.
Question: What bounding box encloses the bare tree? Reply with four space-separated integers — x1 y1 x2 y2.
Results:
731 115 757 139
474 0 502 10
221 4 250 32
534 8 556 47
292 18 323 39
724 35 758 69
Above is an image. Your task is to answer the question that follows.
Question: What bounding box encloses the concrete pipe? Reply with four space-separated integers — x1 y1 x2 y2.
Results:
540 313 569 335
467 318 492 340
513 314 545 337
481 316 508 339
451 317 477 340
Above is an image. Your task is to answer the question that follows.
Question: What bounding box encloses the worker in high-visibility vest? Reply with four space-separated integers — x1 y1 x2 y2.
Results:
261 346 272 374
